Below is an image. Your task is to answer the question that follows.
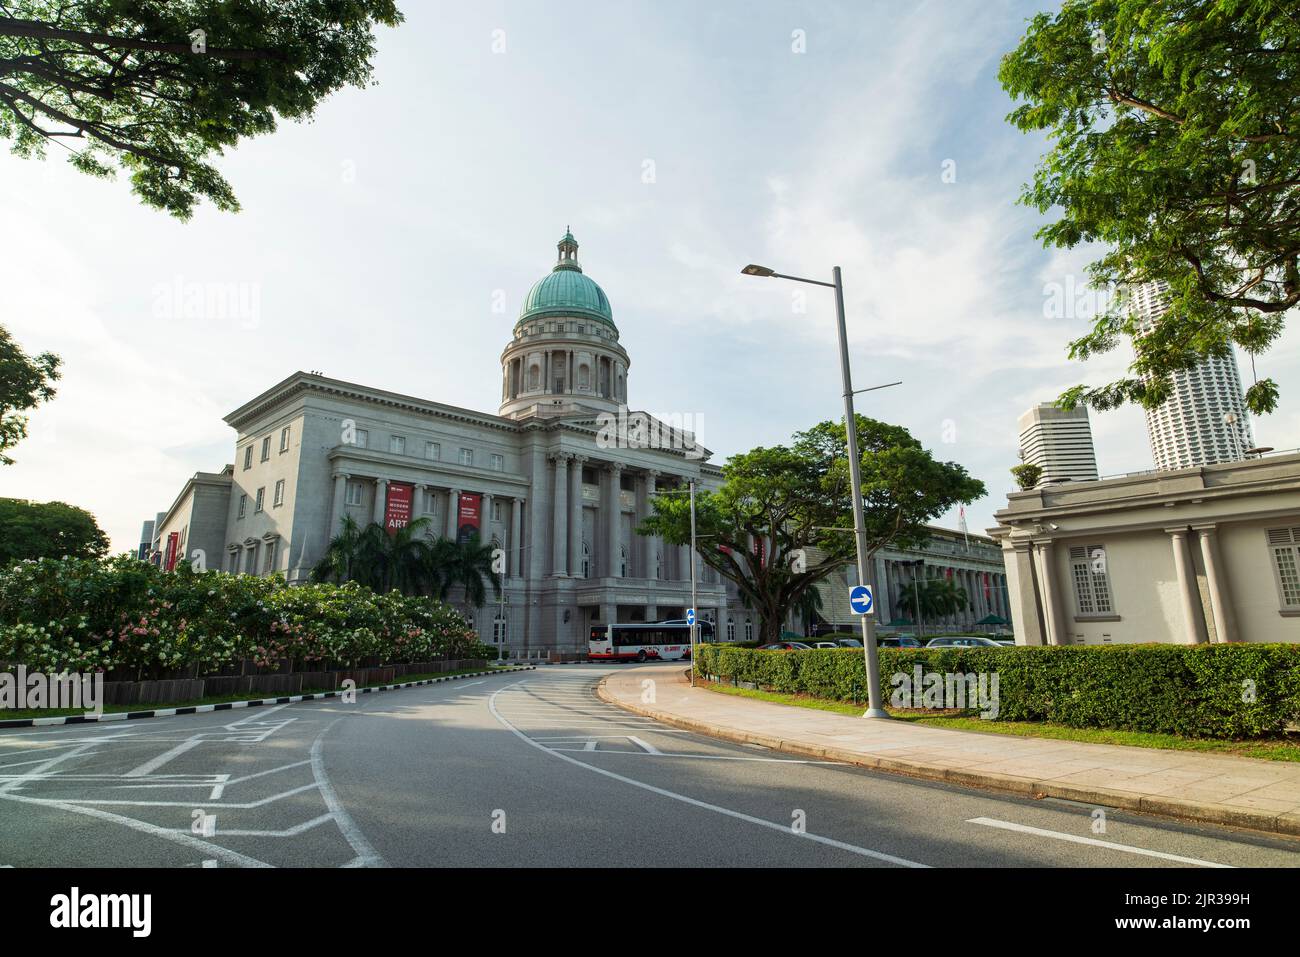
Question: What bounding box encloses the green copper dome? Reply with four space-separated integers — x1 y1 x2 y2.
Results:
518 230 614 328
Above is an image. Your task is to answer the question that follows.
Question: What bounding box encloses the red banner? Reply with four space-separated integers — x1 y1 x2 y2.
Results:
384 482 414 535
457 492 481 545
164 532 179 571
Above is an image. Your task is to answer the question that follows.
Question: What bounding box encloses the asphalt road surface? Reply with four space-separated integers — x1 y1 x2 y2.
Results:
1 664 1297 868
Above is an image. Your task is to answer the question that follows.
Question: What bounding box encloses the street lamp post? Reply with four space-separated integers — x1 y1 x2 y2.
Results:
742 263 890 718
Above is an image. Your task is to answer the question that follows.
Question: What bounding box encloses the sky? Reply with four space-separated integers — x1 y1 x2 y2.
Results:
2 0 1297 554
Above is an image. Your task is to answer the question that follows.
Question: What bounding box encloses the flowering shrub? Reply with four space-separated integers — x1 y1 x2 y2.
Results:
0 556 481 675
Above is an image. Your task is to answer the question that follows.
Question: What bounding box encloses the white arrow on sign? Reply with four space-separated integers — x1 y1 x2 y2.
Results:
849 585 874 615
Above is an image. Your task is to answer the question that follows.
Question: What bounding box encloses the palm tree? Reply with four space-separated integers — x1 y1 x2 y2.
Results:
434 534 502 610
313 516 440 595
896 577 968 622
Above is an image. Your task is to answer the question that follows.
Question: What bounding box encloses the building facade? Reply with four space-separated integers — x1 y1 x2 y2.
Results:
1130 280 1256 470
1018 403 1099 487
147 233 762 653
811 529 1010 636
988 451 1300 645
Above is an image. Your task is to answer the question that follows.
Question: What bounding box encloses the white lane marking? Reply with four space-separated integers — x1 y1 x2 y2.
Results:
0 789 273 867
225 759 312 785
966 817 1234 868
310 722 385 868
183 813 334 838
489 682 928 868
627 736 661 755
124 737 204 777
551 749 837 764
29 781 320 809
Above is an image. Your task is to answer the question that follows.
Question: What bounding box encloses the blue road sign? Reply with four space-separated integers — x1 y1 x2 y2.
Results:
849 585 874 615
686 608 696 626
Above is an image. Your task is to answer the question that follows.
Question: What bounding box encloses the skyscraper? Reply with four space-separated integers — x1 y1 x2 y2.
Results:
1018 403 1099 486
1129 281 1255 471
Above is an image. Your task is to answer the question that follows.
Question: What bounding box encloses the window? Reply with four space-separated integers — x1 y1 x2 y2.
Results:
390 435 405 455
744 620 754 642
582 541 591 579
237 494 247 519
493 613 506 645
354 429 369 449
493 501 502 522
490 453 504 472
279 427 291 453
1267 526 1300 609
726 619 736 642
264 540 277 575
619 545 627 578
242 446 253 470
425 441 440 461
254 487 265 513
345 481 363 506
260 436 271 462
459 448 473 467
273 479 285 507
1069 544 1114 616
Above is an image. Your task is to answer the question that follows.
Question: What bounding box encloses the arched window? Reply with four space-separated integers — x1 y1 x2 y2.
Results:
744 619 753 642
726 619 736 642
578 364 590 389
528 364 541 390
582 541 591 579
493 613 506 645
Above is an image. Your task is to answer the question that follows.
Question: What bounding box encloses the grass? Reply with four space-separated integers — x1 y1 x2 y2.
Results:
698 680 1300 762
0 664 523 721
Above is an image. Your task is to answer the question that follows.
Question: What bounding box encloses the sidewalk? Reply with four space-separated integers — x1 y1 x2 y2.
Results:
597 665 1300 838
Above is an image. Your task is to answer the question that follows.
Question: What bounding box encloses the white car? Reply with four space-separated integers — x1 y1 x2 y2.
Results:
924 636 1007 648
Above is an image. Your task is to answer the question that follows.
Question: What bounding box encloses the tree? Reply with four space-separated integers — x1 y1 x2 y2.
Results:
0 1 403 219
999 0 1299 415
0 497 109 565
1010 462 1043 491
0 325 60 465
432 534 501 611
637 416 985 646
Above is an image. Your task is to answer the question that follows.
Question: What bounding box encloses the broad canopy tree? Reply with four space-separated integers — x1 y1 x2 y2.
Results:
637 416 985 646
1000 0 1299 416
0 0 402 218
0 497 108 564
0 324 60 465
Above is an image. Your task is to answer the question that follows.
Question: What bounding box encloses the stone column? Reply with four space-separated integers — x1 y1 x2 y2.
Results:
551 452 569 575
373 478 387 525
330 472 349 537
606 463 624 577
874 555 888 625
1007 545 1043 644
1195 526 1237 643
1169 528 1207 644
481 492 493 545
569 455 585 576
511 498 523 578
639 470 659 578
1033 541 1067 645
446 489 460 540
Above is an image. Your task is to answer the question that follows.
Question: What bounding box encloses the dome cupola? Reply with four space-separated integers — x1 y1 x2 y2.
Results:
517 228 615 330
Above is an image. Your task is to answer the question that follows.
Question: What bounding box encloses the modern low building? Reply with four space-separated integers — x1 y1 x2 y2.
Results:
988 451 1300 645
1018 403 1099 487
149 469 233 573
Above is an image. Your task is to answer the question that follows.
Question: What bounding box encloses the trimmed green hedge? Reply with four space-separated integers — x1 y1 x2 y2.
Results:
693 643 1300 739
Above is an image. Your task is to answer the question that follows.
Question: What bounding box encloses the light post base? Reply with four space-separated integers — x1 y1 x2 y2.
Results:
862 707 891 719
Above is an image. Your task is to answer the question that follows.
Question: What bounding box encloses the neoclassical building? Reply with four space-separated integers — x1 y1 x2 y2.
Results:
150 232 736 653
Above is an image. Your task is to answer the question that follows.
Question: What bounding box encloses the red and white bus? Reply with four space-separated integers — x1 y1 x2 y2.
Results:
588 621 715 662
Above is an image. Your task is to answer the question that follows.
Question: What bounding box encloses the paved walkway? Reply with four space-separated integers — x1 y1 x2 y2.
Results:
598 665 1300 837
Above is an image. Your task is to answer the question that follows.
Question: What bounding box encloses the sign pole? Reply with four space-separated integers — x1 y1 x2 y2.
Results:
689 479 698 687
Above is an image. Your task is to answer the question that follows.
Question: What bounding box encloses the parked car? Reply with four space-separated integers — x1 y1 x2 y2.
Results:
834 638 863 648
758 641 812 651
811 641 840 649
878 636 922 648
924 636 1006 648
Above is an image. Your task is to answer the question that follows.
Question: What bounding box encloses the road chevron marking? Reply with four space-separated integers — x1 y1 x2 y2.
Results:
966 817 1234 868
489 681 929 868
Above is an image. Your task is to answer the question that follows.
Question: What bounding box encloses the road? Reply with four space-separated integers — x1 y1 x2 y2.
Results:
0 664 1297 868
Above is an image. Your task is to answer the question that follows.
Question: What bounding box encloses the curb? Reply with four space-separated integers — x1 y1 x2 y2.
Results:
596 674 1300 841
0 666 536 730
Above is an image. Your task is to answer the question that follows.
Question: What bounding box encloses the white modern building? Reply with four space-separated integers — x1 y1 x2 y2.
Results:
1130 280 1256 470
1018 403 1099 487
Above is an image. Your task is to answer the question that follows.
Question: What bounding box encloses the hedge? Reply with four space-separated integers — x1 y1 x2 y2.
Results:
693 643 1300 739
0 555 483 677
